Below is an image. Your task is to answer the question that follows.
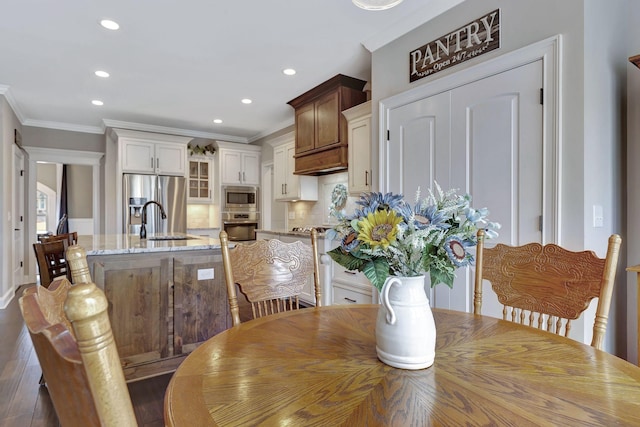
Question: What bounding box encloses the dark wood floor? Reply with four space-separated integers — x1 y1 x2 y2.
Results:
0 285 172 427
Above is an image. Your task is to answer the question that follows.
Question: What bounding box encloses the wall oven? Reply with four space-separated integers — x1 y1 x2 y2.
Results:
222 186 258 212
222 212 259 241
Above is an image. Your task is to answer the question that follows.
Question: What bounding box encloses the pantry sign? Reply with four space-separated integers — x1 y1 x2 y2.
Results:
409 9 500 82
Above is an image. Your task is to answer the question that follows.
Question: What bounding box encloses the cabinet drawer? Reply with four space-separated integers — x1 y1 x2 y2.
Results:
332 266 369 285
332 283 372 305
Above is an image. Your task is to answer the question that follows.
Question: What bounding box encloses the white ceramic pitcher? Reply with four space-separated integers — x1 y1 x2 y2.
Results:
376 275 436 370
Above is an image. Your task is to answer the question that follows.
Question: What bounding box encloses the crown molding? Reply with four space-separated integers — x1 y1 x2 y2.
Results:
265 130 295 148
102 119 249 143
23 118 104 134
0 85 27 123
361 0 466 52
248 116 295 143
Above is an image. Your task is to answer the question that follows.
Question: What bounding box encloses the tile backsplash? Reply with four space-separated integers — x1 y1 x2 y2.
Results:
287 172 358 229
187 204 219 228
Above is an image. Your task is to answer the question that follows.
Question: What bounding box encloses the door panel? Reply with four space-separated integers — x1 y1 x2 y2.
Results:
386 91 451 198
387 60 544 314
14 149 25 289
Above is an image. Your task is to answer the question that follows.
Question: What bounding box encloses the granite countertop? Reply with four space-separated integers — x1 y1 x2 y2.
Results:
76 233 221 256
255 229 336 239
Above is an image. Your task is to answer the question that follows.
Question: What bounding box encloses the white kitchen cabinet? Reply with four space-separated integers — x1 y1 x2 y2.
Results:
121 138 187 176
105 128 192 234
331 262 378 305
273 141 318 201
343 100 372 196
216 141 261 186
188 157 213 203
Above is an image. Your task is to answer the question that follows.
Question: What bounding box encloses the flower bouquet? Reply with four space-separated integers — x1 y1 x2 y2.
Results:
326 184 500 292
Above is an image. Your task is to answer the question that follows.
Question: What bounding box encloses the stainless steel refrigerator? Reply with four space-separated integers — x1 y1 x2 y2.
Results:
123 174 187 235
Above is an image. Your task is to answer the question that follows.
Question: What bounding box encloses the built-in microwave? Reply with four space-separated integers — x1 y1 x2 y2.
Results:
222 186 259 212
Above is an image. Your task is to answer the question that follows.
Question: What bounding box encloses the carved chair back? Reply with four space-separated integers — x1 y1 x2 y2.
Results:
19 279 137 426
474 230 622 350
220 230 322 326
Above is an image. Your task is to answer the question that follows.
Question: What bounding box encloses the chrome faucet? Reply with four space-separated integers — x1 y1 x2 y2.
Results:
140 200 167 239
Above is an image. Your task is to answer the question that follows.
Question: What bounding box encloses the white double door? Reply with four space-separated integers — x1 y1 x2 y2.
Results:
385 59 548 315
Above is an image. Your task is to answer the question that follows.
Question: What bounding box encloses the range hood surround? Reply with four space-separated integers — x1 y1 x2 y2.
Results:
288 74 367 176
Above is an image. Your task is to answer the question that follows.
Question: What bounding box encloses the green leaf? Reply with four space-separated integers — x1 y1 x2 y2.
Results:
429 267 455 288
327 247 367 271
362 258 390 292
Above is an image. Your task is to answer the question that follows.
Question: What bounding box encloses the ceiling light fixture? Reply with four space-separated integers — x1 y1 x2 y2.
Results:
283 68 296 76
100 19 120 30
95 70 110 78
213 119 223 124
352 0 403 11
241 98 252 104
91 100 104 106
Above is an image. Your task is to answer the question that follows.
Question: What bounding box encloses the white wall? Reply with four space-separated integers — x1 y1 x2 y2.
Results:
583 0 628 358
371 0 630 357
627 1 640 365
0 96 23 308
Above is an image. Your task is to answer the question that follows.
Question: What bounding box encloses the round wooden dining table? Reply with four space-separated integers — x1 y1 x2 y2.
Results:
164 305 640 426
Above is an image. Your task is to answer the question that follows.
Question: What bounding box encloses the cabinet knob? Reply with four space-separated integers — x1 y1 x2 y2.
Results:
365 171 368 186
344 297 357 303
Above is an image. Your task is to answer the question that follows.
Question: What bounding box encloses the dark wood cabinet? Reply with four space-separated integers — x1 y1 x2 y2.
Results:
288 74 367 175
87 249 230 381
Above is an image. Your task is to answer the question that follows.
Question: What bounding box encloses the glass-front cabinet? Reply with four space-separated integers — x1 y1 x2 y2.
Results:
188 157 213 203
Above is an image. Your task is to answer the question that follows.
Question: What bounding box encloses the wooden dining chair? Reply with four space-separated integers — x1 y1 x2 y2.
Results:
66 244 93 284
39 230 78 246
220 229 322 326
19 279 137 426
474 230 622 350
33 239 71 288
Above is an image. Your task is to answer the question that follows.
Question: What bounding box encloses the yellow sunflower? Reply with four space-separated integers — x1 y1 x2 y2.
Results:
358 209 402 249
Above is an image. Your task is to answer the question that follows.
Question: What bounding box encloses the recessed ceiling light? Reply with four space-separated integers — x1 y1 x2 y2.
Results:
283 68 296 76
100 19 120 30
213 119 223 124
241 98 252 104
91 100 104 106
95 70 110 78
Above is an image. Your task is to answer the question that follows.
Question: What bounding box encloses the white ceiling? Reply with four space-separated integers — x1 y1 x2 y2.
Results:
0 0 461 143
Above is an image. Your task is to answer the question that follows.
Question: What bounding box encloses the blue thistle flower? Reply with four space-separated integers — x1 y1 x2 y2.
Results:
413 204 450 230
444 236 473 267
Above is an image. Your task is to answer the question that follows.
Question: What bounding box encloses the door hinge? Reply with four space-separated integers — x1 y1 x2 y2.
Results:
539 88 543 105
387 130 390 141
538 215 543 232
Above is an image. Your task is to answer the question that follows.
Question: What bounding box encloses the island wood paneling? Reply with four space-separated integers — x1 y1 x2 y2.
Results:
86 248 230 381
173 253 230 355
92 255 171 367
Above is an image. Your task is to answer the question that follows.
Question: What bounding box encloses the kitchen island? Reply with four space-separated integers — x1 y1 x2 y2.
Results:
76 233 230 381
